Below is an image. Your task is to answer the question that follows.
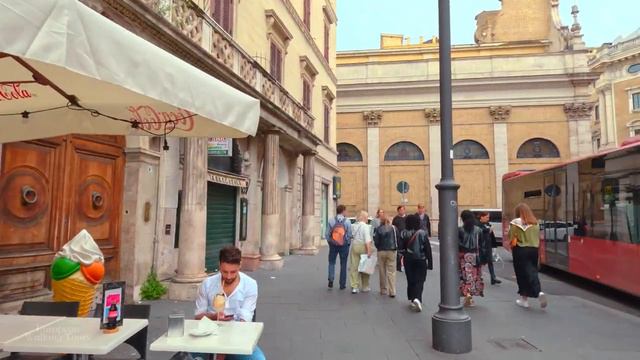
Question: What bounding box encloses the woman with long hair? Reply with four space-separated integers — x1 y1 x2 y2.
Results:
509 203 547 309
400 214 433 312
349 210 373 294
458 210 485 307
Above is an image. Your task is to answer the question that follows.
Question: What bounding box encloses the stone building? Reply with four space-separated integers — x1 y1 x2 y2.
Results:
589 28 640 150
0 0 338 308
335 0 598 229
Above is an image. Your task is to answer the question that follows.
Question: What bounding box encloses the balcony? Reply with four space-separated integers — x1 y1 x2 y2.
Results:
139 0 315 132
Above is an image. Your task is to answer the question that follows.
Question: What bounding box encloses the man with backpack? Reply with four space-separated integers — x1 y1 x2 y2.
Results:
325 205 352 290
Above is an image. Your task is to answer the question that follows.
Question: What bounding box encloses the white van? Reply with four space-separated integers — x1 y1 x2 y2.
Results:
469 209 503 240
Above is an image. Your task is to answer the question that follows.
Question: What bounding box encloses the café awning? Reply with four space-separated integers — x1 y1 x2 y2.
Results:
0 0 259 143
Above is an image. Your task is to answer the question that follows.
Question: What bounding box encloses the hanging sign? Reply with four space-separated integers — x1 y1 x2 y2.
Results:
207 138 232 156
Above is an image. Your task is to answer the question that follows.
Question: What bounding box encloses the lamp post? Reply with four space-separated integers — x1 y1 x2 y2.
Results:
431 0 472 354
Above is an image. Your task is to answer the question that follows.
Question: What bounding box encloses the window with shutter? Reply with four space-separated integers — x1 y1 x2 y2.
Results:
270 42 283 83
324 23 330 61
304 0 311 30
213 0 234 35
303 79 312 110
324 103 330 143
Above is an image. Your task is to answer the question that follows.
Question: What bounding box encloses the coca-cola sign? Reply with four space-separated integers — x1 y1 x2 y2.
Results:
0 83 33 101
128 105 195 132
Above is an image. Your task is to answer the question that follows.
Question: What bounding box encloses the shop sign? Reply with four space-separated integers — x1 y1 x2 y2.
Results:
207 171 248 188
207 137 232 156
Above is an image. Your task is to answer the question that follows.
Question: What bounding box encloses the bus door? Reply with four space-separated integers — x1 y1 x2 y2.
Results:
554 169 569 269
543 170 569 269
543 172 558 266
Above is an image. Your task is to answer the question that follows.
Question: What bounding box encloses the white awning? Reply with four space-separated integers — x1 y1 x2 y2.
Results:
0 0 259 143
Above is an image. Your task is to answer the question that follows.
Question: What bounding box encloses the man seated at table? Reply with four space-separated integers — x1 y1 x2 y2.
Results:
195 246 266 360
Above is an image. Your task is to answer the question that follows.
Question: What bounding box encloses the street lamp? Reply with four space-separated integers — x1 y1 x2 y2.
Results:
431 0 472 354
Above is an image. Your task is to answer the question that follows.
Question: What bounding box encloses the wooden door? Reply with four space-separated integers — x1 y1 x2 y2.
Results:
0 138 65 302
0 135 124 303
64 135 124 279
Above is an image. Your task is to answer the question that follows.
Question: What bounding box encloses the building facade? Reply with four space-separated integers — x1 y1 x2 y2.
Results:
335 0 598 230
0 0 338 310
589 28 640 150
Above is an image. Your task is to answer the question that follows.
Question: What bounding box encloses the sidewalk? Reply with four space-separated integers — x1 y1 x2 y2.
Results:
141 245 640 360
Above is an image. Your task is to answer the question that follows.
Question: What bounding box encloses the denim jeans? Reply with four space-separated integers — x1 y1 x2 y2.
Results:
328 244 349 288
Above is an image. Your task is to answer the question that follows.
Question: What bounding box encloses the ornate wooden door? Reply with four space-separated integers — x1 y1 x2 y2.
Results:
0 135 124 303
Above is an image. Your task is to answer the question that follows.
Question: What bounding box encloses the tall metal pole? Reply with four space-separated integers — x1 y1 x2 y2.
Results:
431 0 472 354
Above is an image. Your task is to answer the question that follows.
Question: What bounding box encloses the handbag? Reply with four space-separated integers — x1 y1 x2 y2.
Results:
358 254 377 275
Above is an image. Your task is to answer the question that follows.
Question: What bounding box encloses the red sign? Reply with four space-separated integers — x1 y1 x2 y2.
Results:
128 105 195 131
0 83 32 101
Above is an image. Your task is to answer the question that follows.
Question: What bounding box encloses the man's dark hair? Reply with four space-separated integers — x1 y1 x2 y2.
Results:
405 214 421 231
397 205 405 212
219 246 242 265
336 204 346 214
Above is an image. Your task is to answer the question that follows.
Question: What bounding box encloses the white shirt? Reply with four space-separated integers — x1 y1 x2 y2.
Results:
195 272 258 322
351 222 372 245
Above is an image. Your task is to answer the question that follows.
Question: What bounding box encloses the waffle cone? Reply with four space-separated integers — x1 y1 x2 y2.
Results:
51 271 97 317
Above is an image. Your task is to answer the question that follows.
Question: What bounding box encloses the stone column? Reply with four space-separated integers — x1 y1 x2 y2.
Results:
260 132 284 270
364 111 382 215
240 137 262 271
170 137 208 300
120 137 160 303
426 108 441 234
597 91 609 147
604 88 617 146
293 152 319 255
564 102 595 158
489 106 511 208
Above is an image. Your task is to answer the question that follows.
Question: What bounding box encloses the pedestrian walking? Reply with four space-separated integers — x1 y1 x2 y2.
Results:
415 203 432 236
400 214 433 312
349 210 373 294
477 211 502 285
392 205 407 272
508 203 548 309
373 215 398 297
326 205 352 290
458 210 485 307
371 208 384 238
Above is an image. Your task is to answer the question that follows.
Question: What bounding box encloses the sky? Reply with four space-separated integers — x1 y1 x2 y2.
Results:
336 0 639 51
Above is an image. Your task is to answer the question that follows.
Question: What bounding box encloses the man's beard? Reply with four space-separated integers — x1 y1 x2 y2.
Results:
223 277 237 285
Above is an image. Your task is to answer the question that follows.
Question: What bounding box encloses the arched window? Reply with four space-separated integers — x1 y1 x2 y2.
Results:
517 138 560 158
384 141 425 161
337 143 363 162
453 140 489 159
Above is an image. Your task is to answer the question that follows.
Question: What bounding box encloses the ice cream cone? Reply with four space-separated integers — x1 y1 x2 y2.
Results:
51 271 98 317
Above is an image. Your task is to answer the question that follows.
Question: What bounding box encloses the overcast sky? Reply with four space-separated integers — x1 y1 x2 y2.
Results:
336 0 638 51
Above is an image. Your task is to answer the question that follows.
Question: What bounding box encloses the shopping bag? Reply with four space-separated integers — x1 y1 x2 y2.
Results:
358 254 377 275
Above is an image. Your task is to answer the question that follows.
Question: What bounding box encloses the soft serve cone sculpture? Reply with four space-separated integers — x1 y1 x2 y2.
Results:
50 230 105 317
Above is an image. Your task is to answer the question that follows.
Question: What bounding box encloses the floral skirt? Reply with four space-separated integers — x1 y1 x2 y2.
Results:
459 252 484 297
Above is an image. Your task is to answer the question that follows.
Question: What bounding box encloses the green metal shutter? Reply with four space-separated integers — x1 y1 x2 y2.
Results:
205 182 237 272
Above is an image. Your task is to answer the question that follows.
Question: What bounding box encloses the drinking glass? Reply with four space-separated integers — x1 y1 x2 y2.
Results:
213 293 226 320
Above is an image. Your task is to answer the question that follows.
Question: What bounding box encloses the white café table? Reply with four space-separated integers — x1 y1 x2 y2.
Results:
150 320 264 355
0 314 64 350
2 317 148 359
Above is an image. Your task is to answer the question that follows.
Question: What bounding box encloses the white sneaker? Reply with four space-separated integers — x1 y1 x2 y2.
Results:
351 288 359 294
412 299 423 312
538 292 548 309
362 287 371 293
409 301 417 311
516 298 530 308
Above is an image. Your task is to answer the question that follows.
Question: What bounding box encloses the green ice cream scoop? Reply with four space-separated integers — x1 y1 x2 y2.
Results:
51 257 81 281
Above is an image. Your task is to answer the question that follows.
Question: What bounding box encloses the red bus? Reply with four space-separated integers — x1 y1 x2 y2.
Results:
502 137 640 297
